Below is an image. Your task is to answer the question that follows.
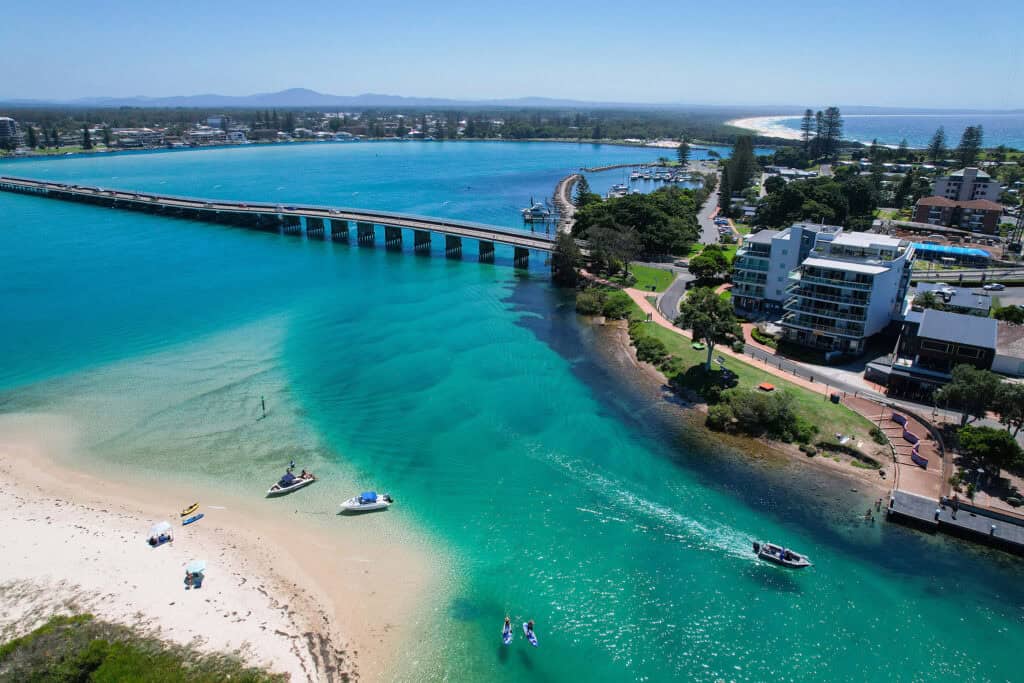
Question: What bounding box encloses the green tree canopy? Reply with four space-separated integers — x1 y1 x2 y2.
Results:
935 364 1003 426
677 140 690 168
927 126 947 163
958 425 1023 478
573 186 700 256
957 125 984 167
996 382 1024 437
675 287 741 370
552 231 581 286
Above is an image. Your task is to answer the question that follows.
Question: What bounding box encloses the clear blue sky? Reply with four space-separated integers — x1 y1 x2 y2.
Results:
4 0 1022 108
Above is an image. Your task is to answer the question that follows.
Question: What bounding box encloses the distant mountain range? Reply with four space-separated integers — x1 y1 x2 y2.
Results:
1 88 1020 113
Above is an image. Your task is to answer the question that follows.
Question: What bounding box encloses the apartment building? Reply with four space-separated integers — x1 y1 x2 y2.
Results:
913 196 1002 234
0 116 22 147
732 223 841 314
933 167 1002 202
782 232 914 355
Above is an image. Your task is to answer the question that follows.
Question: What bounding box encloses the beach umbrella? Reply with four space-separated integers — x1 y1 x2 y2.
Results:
185 560 207 575
149 521 171 537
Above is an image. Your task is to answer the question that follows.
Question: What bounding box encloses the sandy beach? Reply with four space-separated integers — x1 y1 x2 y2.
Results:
0 413 437 682
726 115 804 141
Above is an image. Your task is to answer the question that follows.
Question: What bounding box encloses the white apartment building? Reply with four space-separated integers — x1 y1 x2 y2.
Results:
933 167 1002 202
732 223 842 314
782 232 915 355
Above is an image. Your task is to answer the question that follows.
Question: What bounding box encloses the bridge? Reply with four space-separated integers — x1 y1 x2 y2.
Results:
0 175 556 268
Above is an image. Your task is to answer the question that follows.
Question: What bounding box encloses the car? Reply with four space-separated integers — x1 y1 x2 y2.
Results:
984 283 1006 291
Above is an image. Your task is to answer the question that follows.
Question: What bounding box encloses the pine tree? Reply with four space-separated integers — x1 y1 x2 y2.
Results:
821 107 843 158
927 127 946 163
573 176 592 207
718 165 732 216
726 136 757 191
957 125 983 166
26 126 37 149
82 125 93 150
50 127 59 147
812 110 824 158
800 109 814 154
676 140 690 168
896 138 909 161
894 169 915 208
102 127 112 147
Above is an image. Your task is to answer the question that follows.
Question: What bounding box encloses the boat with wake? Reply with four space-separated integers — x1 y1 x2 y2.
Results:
753 541 812 568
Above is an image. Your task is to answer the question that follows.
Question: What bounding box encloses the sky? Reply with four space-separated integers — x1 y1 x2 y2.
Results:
3 0 1022 109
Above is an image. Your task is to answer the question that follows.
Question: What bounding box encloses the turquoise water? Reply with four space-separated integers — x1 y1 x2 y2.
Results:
2 142 1023 681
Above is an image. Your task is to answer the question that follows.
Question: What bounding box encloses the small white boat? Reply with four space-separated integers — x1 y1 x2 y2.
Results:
340 491 394 512
753 541 812 568
266 471 316 497
521 201 551 222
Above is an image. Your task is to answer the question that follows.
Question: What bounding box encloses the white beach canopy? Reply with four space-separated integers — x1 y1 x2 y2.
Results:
149 521 171 537
186 560 207 574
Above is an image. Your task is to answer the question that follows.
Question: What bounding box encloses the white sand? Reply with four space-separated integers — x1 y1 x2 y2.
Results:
726 116 804 141
0 413 436 681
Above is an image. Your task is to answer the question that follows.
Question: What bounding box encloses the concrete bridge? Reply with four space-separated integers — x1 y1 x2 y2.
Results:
0 175 556 268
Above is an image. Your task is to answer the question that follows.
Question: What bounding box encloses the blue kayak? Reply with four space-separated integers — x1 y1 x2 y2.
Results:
182 513 205 526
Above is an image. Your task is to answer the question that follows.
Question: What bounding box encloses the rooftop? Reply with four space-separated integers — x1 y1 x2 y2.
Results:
997 322 1024 358
916 196 1002 210
830 232 904 249
744 229 780 245
949 167 992 180
911 243 991 259
802 256 888 275
789 222 843 234
918 308 997 349
914 283 992 313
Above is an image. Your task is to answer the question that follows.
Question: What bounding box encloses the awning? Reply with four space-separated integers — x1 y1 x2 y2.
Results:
149 521 171 537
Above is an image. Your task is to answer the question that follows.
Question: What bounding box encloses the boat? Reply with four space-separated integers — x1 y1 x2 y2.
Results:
340 491 393 512
266 470 316 497
521 201 551 222
629 171 640 181
180 502 199 518
753 541 812 568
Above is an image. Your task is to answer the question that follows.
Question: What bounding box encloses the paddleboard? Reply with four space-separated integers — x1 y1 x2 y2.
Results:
502 623 513 646
182 513 205 526
522 623 538 647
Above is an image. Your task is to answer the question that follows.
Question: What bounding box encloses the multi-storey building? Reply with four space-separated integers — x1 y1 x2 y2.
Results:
0 116 22 147
933 167 1002 202
782 233 914 355
732 223 841 314
913 196 1003 234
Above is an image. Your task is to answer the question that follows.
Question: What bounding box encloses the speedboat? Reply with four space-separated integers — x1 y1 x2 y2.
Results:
753 541 812 568
340 491 393 512
521 202 551 222
266 470 316 497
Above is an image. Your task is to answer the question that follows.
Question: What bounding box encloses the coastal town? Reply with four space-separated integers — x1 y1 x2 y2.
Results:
2 7 1024 675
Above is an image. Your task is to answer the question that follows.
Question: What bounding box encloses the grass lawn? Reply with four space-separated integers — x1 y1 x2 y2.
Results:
733 221 753 235
630 264 676 292
627 302 875 439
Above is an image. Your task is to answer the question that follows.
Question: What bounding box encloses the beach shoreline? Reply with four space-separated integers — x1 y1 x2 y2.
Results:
0 412 438 682
725 115 804 141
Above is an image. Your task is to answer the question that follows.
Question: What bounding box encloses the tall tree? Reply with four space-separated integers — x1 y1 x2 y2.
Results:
718 165 732 216
102 127 112 147
573 176 599 208
676 140 690 169
812 110 824 157
927 126 946 163
957 125 984 166
799 109 814 154
893 169 915 208
820 107 843 158
26 126 37 149
935 365 1002 426
675 287 741 371
896 138 909 161
50 127 59 147
726 136 757 192
551 231 581 286
996 382 1024 437
81 125 93 150
957 425 1023 480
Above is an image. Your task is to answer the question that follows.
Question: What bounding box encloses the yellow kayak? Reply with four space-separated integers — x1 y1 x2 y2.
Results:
180 502 200 517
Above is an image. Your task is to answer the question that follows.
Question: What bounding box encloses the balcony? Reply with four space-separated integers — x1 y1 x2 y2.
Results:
790 270 874 290
732 271 768 285
783 297 868 321
782 313 865 339
784 282 870 306
736 247 771 259
733 257 769 272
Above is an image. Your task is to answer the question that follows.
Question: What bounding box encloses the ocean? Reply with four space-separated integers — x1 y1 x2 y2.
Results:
772 113 1024 149
2 141 1023 681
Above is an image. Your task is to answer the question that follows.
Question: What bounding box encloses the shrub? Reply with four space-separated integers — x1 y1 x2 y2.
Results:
704 388 818 443
635 335 669 364
575 289 606 315
799 444 817 456
870 426 887 445
751 326 778 349
601 290 633 319
731 340 745 353
706 403 734 431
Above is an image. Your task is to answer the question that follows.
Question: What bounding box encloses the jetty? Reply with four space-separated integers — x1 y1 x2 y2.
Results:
0 175 555 268
553 173 580 233
888 490 1024 555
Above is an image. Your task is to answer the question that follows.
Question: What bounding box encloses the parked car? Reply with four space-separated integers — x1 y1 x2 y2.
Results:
984 283 1006 291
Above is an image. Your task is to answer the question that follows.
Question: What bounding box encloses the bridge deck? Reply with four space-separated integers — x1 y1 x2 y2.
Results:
0 175 556 252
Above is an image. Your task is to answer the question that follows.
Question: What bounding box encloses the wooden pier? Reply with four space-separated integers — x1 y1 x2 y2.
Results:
0 175 557 269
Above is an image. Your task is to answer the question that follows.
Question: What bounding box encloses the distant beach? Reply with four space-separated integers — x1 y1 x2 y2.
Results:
726 115 804 141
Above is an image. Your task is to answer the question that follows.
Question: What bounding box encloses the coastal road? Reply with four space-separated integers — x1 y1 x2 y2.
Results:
697 175 721 245
658 272 694 320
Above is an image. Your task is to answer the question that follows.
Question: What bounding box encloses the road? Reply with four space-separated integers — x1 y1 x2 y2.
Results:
697 175 721 245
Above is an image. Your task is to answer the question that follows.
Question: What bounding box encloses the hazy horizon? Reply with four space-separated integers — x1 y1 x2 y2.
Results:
3 0 1022 109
